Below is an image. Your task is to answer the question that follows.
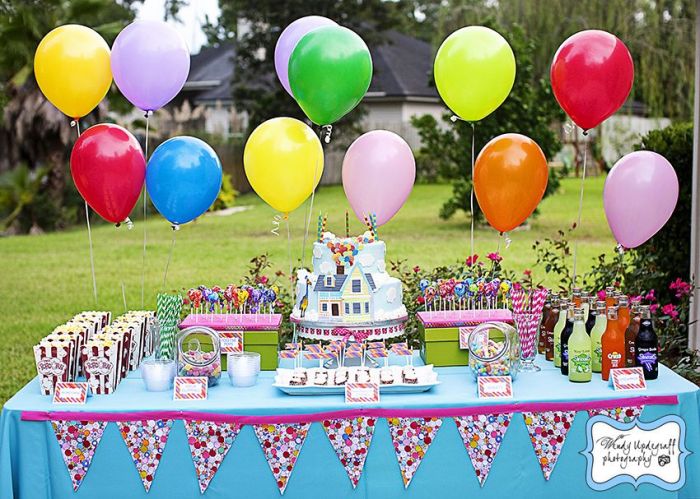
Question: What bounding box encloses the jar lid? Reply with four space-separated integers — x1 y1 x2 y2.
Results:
177 326 220 366
468 321 514 362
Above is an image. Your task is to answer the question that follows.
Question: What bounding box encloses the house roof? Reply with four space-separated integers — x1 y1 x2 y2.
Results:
183 30 438 104
314 274 348 293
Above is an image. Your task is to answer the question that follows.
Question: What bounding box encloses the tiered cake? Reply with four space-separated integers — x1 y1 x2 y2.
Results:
291 229 407 340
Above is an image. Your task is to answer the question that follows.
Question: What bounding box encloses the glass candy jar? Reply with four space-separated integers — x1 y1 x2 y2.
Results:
468 321 520 380
177 326 221 386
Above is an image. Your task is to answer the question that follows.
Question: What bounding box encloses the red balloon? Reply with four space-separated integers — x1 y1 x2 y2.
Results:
70 124 145 224
550 30 634 131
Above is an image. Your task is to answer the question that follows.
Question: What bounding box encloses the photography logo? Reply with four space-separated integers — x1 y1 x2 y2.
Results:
581 415 691 491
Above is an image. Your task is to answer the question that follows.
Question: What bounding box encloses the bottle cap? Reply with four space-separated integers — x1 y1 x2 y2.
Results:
618 295 629 307
607 306 619 320
595 300 606 312
573 308 585 321
640 304 651 319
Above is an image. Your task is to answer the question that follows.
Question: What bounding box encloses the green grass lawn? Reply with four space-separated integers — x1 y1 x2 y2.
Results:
0 176 614 404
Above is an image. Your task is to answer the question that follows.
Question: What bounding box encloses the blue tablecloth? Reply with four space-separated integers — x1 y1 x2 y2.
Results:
2 357 699 498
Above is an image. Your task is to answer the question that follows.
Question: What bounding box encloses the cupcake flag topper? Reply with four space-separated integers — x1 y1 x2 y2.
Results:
390 342 413 365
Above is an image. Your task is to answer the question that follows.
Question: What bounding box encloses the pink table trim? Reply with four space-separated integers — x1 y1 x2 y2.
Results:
179 314 282 331
20 394 678 424
417 310 514 328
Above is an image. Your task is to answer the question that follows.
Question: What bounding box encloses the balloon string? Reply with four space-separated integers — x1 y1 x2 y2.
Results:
72 119 99 307
571 131 588 286
301 146 322 268
286 215 294 299
162 228 177 290
470 122 476 259
141 111 152 308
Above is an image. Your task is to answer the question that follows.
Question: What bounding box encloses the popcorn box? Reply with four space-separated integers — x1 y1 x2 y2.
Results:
110 320 142 371
95 329 130 380
33 341 73 395
82 340 120 394
49 325 89 378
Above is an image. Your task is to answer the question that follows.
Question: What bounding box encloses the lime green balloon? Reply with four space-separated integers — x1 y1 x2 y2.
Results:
434 26 516 122
288 26 372 125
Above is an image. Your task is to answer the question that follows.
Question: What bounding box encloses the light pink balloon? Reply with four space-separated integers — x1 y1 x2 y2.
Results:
603 151 678 248
342 130 415 226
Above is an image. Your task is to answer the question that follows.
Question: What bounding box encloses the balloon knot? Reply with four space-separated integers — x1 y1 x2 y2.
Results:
321 125 333 144
450 115 459 123
582 129 589 136
171 224 180 231
125 217 134 230
145 110 154 118
616 244 625 254
504 233 512 249
70 120 78 128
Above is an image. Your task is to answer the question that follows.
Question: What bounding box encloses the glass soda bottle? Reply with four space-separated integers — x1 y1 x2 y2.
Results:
581 290 590 317
605 286 616 309
572 288 582 308
624 303 641 368
553 299 569 368
590 300 607 373
617 295 631 338
585 295 596 334
538 293 552 355
568 308 592 382
602 306 625 381
560 305 576 375
544 296 559 361
635 305 659 380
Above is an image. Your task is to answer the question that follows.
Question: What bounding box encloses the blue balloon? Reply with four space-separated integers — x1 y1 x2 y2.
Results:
146 136 222 225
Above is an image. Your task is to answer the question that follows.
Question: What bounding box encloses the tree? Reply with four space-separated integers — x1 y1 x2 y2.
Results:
0 0 136 231
204 0 423 136
411 23 564 222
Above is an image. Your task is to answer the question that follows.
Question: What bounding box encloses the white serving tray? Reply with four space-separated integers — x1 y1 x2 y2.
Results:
273 365 440 396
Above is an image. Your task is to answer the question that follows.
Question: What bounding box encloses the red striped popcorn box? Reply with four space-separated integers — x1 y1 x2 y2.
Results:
118 311 152 363
79 311 111 330
65 318 101 340
95 329 131 380
33 340 72 395
46 330 83 381
110 319 143 371
81 339 120 394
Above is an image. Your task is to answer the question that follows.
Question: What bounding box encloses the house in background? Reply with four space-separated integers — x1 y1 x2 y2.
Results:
177 30 446 148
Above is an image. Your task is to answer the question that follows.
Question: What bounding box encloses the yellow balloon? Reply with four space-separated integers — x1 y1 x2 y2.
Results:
244 117 324 213
434 26 516 122
34 25 112 119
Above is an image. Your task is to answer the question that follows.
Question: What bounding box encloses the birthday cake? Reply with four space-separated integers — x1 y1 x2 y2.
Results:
291 225 407 339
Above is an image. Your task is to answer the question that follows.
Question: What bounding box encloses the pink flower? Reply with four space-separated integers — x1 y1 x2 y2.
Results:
597 290 606 301
650 303 660 314
645 289 656 302
466 254 478 267
413 266 420 273
669 278 692 298
629 295 643 304
523 269 532 277
513 282 523 291
256 275 269 285
487 252 503 263
662 303 679 320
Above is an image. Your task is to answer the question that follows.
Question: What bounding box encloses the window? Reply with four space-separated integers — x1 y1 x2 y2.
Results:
364 302 369 313
325 276 333 287
322 303 327 312
353 303 361 314
352 279 361 293
345 303 349 314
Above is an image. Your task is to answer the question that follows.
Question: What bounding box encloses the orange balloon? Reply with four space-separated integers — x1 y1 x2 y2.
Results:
474 133 548 233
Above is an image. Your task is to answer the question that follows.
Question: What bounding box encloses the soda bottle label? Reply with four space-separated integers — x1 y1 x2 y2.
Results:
608 351 622 369
593 346 602 366
571 353 591 373
637 350 657 371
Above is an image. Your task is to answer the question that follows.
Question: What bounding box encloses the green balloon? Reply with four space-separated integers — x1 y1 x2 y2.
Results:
288 26 373 126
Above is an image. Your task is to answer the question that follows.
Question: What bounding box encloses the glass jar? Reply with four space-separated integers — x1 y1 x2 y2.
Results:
177 326 221 386
468 321 520 380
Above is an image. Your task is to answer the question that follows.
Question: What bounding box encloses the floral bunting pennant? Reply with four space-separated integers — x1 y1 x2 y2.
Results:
587 405 644 423
322 417 376 488
185 420 242 494
454 413 511 486
50 420 107 491
253 422 311 495
118 419 173 492
522 411 576 481
387 417 442 488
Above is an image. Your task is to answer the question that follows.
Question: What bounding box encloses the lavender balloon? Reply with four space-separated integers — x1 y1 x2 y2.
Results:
343 130 416 226
603 151 678 248
274 16 336 96
111 20 190 111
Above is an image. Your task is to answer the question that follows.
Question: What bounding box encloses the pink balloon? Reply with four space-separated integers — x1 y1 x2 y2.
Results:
342 130 415 226
603 151 678 248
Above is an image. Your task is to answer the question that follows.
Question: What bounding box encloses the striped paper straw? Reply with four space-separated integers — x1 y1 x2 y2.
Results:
156 293 182 360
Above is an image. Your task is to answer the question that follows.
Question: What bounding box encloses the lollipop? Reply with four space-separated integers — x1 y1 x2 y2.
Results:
251 288 262 313
207 291 219 312
425 286 436 306
454 283 467 299
419 279 430 292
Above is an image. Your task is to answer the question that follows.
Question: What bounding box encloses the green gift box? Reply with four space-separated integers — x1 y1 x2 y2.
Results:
178 314 282 370
417 311 513 367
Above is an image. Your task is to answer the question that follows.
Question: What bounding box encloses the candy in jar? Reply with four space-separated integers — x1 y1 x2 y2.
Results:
467 321 519 380
177 326 221 387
